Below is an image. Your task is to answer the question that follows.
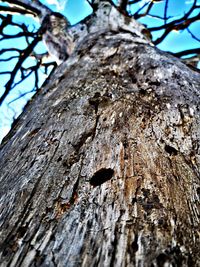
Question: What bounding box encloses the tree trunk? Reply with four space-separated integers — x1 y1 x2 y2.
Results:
0 30 200 267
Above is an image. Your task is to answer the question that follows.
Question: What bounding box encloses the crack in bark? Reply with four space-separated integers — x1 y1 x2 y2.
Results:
54 156 84 220
51 251 57 267
0 131 66 259
92 114 100 140
110 224 118 267
132 177 142 205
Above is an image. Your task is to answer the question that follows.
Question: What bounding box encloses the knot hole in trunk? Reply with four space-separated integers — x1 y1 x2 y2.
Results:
90 168 114 186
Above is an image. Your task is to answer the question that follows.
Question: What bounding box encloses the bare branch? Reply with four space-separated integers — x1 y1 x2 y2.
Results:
172 48 200 58
0 0 52 20
152 13 200 45
0 26 43 105
0 5 35 16
0 0 41 17
118 0 129 12
187 27 200 42
148 0 199 31
163 0 169 24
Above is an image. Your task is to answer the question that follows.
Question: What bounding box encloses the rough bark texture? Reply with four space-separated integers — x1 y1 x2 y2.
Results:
0 30 200 267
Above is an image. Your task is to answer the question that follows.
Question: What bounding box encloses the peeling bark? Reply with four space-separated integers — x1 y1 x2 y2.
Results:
0 30 200 267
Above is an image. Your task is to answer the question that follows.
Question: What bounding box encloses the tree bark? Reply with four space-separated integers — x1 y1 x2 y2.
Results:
0 29 200 267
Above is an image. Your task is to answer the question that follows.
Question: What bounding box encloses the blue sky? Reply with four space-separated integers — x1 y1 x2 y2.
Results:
0 0 199 142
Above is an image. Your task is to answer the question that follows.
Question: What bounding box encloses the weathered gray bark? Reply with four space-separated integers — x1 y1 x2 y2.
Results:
0 29 200 267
